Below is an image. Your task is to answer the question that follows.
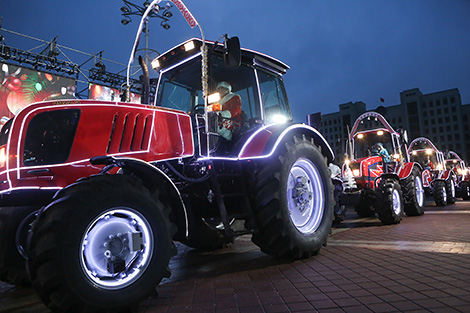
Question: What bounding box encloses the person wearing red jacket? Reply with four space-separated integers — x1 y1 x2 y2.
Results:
216 81 242 141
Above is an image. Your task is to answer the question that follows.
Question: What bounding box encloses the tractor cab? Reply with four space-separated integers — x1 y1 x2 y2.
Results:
344 111 406 188
151 38 292 157
407 137 445 173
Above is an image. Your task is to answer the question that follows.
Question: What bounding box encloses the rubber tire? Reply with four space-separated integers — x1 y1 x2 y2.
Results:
446 178 456 204
376 178 403 225
27 174 176 313
433 181 447 206
402 167 425 216
0 206 38 286
461 181 470 200
249 135 334 259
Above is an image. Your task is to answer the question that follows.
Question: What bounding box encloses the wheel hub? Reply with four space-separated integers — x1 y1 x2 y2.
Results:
293 176 313 212
80 208 151 290
287 158 325 235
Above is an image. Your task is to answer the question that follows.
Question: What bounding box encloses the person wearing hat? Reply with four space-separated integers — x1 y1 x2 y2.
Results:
216 81 242 141
375 142 391 162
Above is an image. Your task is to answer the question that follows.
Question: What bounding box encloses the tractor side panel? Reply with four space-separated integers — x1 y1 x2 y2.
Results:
3 101 194 192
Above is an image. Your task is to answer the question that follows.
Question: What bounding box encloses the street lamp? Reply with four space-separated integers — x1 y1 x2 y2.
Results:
120 0 172 66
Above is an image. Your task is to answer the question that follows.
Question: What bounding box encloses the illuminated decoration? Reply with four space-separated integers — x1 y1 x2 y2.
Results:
207 103 221 112
269 114 288 124
377 130 384 136
0 63 76 117
207 92 220 104
151 58 160 70
184 41 195 52
0 146 5 167
88 83 140 103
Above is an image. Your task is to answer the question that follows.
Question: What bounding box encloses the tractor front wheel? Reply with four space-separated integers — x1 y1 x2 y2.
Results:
27 174 176 313
376 178 403 225
433 181 447 206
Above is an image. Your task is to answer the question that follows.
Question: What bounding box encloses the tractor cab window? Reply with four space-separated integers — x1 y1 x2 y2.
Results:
353 130 393 160
257 70 292 124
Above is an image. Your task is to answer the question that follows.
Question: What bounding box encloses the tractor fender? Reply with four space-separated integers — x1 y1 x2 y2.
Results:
397 162 421 180
90 156 188 241
439 170 453 181
237 123 334 163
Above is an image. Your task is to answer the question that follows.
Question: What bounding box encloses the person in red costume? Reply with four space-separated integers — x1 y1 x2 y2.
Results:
216 81 242 141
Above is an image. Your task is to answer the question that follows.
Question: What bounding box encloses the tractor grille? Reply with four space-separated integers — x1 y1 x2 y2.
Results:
106 112 153 154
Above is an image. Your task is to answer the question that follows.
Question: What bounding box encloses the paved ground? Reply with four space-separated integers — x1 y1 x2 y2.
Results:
1 198 470 313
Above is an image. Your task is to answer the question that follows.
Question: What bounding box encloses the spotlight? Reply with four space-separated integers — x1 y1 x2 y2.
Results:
121 17 131 25
163 11 172 18
162 23 170 30
120 6 130 13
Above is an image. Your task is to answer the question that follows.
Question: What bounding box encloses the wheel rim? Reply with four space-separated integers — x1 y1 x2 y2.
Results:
80 208 153 290
450 180 455 197
287 158 325 234
414 176 424 207
392 188 402 215
442 186 447 203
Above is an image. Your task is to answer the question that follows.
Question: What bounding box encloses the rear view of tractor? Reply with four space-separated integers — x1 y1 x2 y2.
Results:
0 1 335 312
341 112 425 224
445 151 470 200
408 137 456 206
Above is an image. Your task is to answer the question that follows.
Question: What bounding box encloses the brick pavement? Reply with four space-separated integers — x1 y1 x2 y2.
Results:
1 200 470 312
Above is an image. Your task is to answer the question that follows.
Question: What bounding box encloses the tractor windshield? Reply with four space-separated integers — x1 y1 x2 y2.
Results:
353 130 393 160
156 54 263 121
410 150 439 170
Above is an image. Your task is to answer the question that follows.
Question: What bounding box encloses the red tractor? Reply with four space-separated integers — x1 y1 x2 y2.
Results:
407 137 456 206
0 1 335 312
445 151 470 200
341 112 425 224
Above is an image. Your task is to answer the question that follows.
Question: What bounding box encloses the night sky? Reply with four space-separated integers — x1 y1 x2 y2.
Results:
2 0 469 122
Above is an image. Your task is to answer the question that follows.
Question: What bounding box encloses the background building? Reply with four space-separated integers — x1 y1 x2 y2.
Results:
317 88 470 164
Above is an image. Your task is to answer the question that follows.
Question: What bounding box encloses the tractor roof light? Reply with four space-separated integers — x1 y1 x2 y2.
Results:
184 41 195 52
151 58 160 70
377 130 384 136
357 133 364 139
425 149 432 155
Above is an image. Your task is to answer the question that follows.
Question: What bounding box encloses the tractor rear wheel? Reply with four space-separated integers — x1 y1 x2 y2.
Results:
249 135 334 259
27 174 176 313
376 178 403 224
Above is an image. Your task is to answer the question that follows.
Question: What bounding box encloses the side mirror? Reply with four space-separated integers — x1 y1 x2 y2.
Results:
224 36 241 68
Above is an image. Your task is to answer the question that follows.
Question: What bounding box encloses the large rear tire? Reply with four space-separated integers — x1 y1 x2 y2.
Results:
249 135 334 259
376 178 403 225
402 167 425 216
27 174 176 313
